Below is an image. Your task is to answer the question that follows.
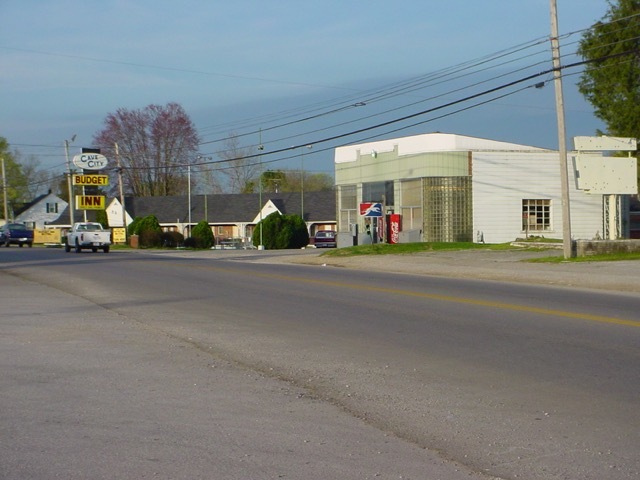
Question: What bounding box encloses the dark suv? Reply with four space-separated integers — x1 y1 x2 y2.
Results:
314 230 336 248
1 223 34 247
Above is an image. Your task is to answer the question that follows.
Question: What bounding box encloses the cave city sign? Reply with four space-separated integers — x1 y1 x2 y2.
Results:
72 153 109 171
72 153 109 210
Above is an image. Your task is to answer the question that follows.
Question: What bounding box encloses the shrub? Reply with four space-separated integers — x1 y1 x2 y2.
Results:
96 210 109 228
183 237 197 248
287 214 310 249
139 229 162 248
160 231 184 248
135 215 163 248
191 220 214 249
128 217 142 236
252 213 309 249
253 212 282 249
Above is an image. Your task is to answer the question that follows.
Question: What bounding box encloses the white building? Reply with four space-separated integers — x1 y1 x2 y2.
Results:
14 192 68 229
334 133 619 244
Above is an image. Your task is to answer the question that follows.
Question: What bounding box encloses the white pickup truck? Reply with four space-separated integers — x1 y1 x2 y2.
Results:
65 222 111 253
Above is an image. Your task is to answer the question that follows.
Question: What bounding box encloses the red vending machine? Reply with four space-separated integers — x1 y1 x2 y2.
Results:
388 214 401 244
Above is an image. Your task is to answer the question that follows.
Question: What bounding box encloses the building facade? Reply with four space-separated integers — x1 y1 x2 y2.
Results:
335 133 614 244
14 192 68 229
104 191 336 246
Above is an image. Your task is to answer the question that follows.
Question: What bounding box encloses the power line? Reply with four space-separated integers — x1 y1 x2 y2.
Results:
10 15 638 181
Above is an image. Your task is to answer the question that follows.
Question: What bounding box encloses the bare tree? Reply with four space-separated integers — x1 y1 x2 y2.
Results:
16 152 54 199
218 134 261 193
93 103 200 197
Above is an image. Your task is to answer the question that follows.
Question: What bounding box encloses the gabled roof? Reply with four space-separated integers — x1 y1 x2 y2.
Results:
13 192 63 217
128 190 335 224
146 190 336 223
46 190 336 227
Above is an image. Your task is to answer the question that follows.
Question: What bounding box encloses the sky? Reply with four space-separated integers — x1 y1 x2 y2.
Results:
1 0 610 182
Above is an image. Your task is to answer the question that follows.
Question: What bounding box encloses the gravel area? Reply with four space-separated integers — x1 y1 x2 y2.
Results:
270 248 640 294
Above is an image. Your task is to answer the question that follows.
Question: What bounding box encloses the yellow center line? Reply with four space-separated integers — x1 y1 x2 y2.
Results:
139 259 640 328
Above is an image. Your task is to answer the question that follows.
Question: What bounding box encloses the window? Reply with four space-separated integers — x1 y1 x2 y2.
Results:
362 181 394 206
338 185 357 232
522 199 551 232
46 202 58 214
423 177 472 242
340 185 357 209
400 179 422 230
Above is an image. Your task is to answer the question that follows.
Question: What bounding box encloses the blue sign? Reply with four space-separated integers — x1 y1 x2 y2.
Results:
360 202 383 217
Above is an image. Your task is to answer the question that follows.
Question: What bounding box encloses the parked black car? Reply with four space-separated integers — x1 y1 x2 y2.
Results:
0 223 34 247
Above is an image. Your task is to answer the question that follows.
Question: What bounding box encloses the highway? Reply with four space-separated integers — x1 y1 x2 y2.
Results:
2 247 639 480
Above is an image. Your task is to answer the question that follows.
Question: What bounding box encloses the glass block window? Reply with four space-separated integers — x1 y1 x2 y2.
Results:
423 177 472 242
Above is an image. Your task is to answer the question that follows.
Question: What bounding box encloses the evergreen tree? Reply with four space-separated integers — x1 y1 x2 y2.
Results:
96 210 109 228
191 220 214 249
252 212 309 249
133 215 163 247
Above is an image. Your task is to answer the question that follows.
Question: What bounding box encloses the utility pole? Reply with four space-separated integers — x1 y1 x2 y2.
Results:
1 156 8 222
187 164 192 236
300 148 304 220
64 136 76 227
258 129 264 250
115 142 127 240
550 0 573 259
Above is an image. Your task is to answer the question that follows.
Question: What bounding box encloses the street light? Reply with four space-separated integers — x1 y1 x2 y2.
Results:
191 156 212 237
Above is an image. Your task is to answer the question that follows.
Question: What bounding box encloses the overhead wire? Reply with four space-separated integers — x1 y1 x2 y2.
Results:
195 36 594 158
4 26 610 160
11 14 640 188
197 17 621 145
196 36 554 150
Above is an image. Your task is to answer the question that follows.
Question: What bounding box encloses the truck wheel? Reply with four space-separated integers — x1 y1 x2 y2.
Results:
75 239 81 253
103 245 110 253
92 247 98 253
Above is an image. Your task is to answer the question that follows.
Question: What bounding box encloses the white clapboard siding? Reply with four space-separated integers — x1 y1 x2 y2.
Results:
472 152 603 243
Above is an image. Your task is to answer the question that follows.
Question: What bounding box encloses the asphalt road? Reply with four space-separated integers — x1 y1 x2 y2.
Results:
1 247 639 480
